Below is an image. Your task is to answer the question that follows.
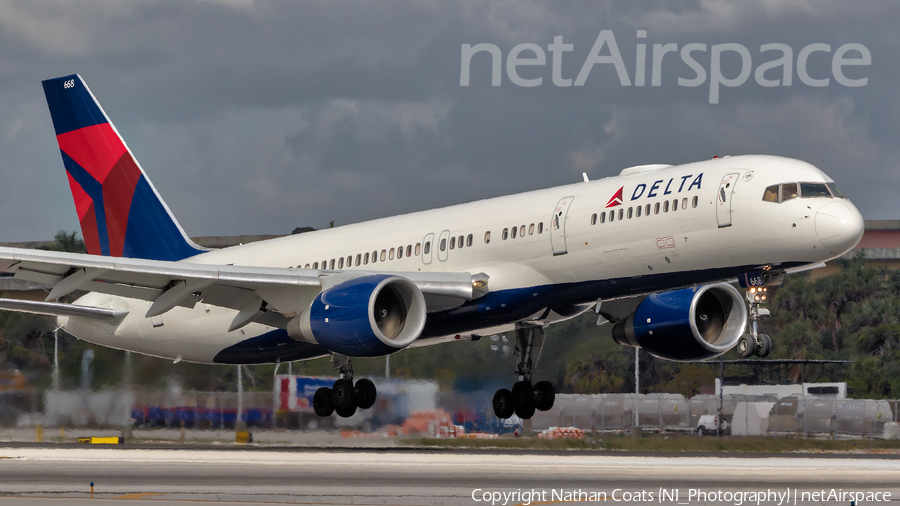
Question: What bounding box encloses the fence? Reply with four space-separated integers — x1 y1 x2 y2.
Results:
530 394 900 438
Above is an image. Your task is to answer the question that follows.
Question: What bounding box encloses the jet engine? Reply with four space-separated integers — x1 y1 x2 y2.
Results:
288 275 427 357
611 283 747 361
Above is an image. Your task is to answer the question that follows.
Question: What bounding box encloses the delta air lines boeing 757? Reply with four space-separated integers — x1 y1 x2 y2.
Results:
0 75 864 419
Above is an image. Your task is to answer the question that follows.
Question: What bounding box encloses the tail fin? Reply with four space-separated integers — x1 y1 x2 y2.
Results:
42 74 207 261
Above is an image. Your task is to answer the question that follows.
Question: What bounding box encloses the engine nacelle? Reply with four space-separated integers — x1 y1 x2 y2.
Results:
611 283 748 361
287 275 427 357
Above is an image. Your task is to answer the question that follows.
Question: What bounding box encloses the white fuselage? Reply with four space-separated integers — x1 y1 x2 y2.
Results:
65 155 864 364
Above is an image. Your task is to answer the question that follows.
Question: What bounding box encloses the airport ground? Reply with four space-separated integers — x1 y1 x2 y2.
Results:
1 440 899 505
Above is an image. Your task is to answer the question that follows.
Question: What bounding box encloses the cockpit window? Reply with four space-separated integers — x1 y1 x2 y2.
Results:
800 182 832 198
781 182 798 202
826 182 847 199
762 185 779 203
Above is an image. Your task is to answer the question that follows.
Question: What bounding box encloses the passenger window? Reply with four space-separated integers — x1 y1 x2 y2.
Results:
313 262 318 269
762 185 779 203
518 226 524 238
618 208 624 220
682 197 688 209
322 260 327 269
528 224 534 235
537 222 543 234
372 251 378 263
782 183 799 201
424 242 431 254
381 250 386 261
415 243 421 255
304 263 310 269
347 255 352 266
636 206 642 217
458 235 464 248
692 196 698 208
466 234 473 247
511 226 517 239
654 202 660 214
329 259 335 270
398 245 403 257
645 203 651 216
627 207 633 219
663 201 669 213
610 210 615 222
338 257 344 269
364 252 369 265
672 199 678 211
591 213 597 225
826 182 847 199
484 232 491 244
599 212 606 224
450 236 456 250
407 245 412 257
502 228 509 240
355 254 361 266
800 182 831 198
440 238 447 251
389 248 394 260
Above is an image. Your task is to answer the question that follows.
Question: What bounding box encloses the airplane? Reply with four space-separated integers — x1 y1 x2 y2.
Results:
0 74 864 420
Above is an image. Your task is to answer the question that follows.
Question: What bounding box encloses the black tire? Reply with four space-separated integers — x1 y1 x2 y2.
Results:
355 378 377 410
757 334 772 358
492 389 515 419
534 381 555 411
331 379 356 410
738 333 756 357
313 387 334 417
512 381 536 420
697 426 705 436
335 403 357 418
760 334 773 355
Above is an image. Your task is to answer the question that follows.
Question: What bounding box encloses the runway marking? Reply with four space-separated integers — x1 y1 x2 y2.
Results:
111 492 167 499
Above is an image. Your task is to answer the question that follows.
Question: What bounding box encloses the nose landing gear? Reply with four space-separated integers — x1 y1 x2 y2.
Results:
738 286 773 358
492 324 556 420
313 355 378 418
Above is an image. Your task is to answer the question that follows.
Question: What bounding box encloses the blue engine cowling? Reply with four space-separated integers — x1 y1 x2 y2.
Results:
611 283 748 361
287 275 427 357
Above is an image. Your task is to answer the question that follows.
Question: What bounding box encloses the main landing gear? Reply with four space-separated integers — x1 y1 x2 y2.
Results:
313 355 377 418
737 286 773 358
492 323 556 420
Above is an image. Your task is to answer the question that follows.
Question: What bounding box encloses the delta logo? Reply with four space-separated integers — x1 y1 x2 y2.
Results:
605 173 705 208
605 187 624 208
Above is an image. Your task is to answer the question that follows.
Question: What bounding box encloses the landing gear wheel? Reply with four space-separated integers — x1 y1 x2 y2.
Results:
697 427 706 437
738 334 756 358
534 381 555 412
512 380 536 419
492 389 515 419
313 387 334 417
335 403 357 418
355 378 377 410
757 334 772 358
331 378 356 410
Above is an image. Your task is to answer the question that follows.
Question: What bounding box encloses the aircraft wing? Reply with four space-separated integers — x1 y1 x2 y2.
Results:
0 246 488 330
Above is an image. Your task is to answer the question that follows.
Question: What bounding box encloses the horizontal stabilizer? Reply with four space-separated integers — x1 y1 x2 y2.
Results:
0 298 128 323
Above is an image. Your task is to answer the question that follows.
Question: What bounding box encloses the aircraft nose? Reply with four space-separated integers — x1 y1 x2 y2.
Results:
815 200 864 256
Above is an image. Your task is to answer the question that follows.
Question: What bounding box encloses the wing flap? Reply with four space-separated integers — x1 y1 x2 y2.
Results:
0 298 128 323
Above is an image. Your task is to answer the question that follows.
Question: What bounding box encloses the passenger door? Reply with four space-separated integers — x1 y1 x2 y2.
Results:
716 173 739 228
550 196 574 255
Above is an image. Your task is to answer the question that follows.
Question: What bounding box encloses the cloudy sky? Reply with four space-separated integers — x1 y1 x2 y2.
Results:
0 0 896 241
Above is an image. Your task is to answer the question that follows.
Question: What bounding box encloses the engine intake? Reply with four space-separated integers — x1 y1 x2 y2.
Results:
288 275 427 357
611 283 747 361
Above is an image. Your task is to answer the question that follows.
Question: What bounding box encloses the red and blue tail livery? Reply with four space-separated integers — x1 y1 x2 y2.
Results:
42 74 206 262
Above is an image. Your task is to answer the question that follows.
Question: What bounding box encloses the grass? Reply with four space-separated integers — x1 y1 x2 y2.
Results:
403 433 900 453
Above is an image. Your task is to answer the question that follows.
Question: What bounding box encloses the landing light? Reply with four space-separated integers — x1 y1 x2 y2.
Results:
473 280 487 289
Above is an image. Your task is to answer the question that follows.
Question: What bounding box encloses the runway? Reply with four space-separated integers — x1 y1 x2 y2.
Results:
0 446 898 505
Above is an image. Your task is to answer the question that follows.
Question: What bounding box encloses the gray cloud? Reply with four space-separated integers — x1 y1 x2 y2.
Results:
0 0 897 242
